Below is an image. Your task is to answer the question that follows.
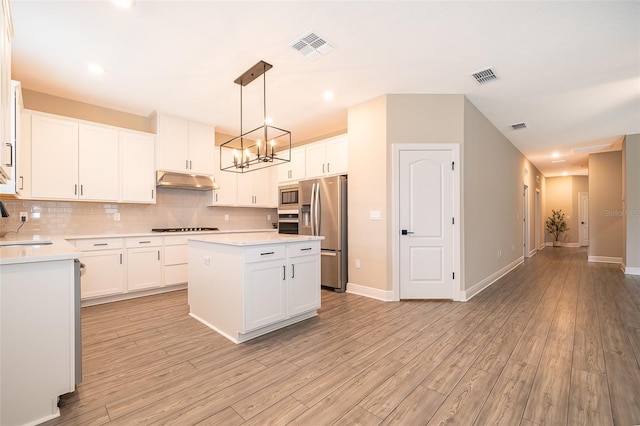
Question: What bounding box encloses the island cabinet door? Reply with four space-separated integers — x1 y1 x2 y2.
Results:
243 258 287 332
287 254 321 317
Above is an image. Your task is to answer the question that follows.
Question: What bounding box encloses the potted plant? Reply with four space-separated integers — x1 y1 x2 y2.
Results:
545 209 569 246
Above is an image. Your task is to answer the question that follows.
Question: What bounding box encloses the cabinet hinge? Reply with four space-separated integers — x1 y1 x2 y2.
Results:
452 161 455 171
452 217 455 225
452 272 455 279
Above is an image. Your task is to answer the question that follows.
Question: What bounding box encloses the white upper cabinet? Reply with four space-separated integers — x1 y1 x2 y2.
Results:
0 4 11 184
29 111 155 203
210 146 237 206
31 116 119 201
120 130 156 203
153 112 215 176
0 81 21 195
237 167 273 207
305 135 348 179
187 121 215 175
78 124 119 201
277 146 306 183
31 114 80 200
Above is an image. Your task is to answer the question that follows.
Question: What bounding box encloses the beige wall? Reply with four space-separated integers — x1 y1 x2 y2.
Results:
347 94 546 295
462 99 543 290
347 95 389 291
22 89 152 133
347 94 466 292
623 134 640 270
588 151 623 260
544 175 588 244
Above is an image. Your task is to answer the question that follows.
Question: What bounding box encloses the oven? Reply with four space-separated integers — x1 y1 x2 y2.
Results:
278 210 299 234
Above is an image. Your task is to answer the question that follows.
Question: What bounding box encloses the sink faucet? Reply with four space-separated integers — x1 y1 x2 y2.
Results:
0 201 8 218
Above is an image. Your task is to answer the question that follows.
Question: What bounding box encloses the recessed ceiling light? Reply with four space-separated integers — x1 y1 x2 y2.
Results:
87 63 105 75
323 91 334 100
551 152 560 158
112 0 136 8
562 172 569 176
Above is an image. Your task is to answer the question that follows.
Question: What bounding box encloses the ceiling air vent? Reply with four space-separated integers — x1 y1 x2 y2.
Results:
511 122 527 130
292 32 333 59
471 67 497 85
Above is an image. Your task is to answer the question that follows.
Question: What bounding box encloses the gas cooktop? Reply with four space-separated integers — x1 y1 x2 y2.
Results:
151 227 219 233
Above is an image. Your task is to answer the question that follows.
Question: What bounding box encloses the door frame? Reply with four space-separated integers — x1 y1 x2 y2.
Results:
391 143 461 302
578 192 589 246
523 183 529 257
535 188 541 252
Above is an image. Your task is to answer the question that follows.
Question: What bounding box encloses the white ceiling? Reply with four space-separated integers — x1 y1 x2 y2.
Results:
9 1 640 177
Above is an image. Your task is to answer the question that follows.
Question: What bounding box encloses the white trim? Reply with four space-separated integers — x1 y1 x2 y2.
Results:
391 143 461 302
544 241 581 248
461 256 524 301
81 283 187 307
528 248 537 257
624 266 640 275
588 256 622 264
346 282 395 301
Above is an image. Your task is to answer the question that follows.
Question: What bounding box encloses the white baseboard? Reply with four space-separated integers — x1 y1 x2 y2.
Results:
346 282 395 302
461 256 524 301
624 266 640 275
588 256 622 264
544 242 581 247
528 248 537 257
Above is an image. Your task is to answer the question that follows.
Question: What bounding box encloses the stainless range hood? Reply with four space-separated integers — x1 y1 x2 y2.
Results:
156 171 218 191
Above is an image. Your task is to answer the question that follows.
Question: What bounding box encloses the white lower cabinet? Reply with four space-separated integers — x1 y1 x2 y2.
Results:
287 243 321 316
188 238 321 343
163 235 188 286
80 250 125 299
244 248 288 332
73 238 125 300
126 237 162 292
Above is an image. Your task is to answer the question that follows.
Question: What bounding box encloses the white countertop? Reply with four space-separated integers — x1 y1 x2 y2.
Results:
0 238 80 266
189 232 324 246
0 229 278 265
66 228 276 240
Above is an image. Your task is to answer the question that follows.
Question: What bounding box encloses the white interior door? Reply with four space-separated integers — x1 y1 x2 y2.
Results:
579 192 589 246
399 149 454 299
523 184 529 257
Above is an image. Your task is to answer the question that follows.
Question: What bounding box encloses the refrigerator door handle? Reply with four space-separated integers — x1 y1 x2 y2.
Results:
314 182 321 236
310 183 316 236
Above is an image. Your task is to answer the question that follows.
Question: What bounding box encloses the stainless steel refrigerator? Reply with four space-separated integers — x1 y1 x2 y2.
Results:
299 175 347 292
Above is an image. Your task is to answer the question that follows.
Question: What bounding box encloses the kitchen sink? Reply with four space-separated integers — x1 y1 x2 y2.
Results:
0 240 53 248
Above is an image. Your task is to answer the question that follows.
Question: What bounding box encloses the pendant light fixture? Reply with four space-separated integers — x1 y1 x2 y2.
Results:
220 60 291 173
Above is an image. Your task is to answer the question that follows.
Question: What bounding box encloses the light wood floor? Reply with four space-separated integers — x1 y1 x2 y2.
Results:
45 247 640 425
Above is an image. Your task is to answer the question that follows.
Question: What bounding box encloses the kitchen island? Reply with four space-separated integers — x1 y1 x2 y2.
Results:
188 232 323 343
0 238 80 426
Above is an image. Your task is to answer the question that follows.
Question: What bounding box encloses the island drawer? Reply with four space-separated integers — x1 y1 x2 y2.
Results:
125 236 163 248
74 238 124 251
287 242 321 257
245 245 286 263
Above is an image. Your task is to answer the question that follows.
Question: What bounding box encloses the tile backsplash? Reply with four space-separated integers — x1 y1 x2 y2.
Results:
0 188 277 237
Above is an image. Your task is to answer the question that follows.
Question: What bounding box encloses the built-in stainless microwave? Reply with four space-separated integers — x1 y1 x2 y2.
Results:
278 184 299 234
278 184 299 210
